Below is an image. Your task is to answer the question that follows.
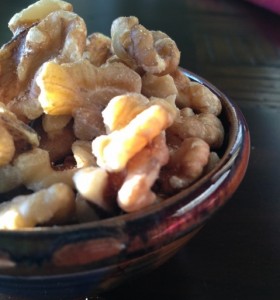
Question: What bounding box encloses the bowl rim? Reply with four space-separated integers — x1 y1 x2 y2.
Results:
0 68 250 238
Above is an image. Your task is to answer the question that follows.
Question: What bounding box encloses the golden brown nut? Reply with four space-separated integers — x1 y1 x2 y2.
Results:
92 102 175 172
111 16 139 67
171 69 222 115
36 60 142 115
167 111 224 149
118 133 169 212
141 73 178 99
8 0 73 34
189 82 222 116
102 93 149 132
0 183 75 229
111 16 180 75
1 9 87 121
84 32 112 67
165 137 210 190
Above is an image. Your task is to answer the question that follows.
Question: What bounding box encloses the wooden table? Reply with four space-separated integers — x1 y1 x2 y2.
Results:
1 0 280 299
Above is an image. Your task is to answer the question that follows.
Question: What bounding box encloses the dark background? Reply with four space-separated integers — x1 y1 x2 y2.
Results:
1 0 280 299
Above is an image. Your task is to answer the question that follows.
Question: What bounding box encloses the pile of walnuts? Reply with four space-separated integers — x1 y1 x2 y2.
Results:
0 0 224 229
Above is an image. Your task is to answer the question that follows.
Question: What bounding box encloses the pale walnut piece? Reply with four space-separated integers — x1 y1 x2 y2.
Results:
8 0 73 35
0 183 75 229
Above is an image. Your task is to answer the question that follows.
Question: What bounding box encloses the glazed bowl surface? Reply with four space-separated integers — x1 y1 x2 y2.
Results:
0 68 250 300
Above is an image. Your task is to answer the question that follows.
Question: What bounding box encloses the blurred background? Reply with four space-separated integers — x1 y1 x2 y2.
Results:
1 0 280 299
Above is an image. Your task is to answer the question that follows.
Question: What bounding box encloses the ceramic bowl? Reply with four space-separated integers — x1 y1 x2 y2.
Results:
0 69 250 300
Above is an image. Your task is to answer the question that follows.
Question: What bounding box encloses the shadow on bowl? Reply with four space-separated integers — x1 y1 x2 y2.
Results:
0 68 250 300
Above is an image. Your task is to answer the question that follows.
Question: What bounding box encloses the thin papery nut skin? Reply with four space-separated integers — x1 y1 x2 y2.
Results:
118 133 169 213
92 104 174 172
167 137 210 190
0 183 75 229
84 33 112 67
8 0 73 34
167 112 224 149
73 167 111 211
0 125 15 166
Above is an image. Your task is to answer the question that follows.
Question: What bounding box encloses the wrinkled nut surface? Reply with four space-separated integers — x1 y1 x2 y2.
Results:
0 103 39 155
111 16 180 74
8 0 73 34
118 133 169 212
14 148 75 191
37 60 142 115
93 103 175 172
167 137 210 190
1 8 87 121
84 33 112 67
0 0 227 228
168 111 224 149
